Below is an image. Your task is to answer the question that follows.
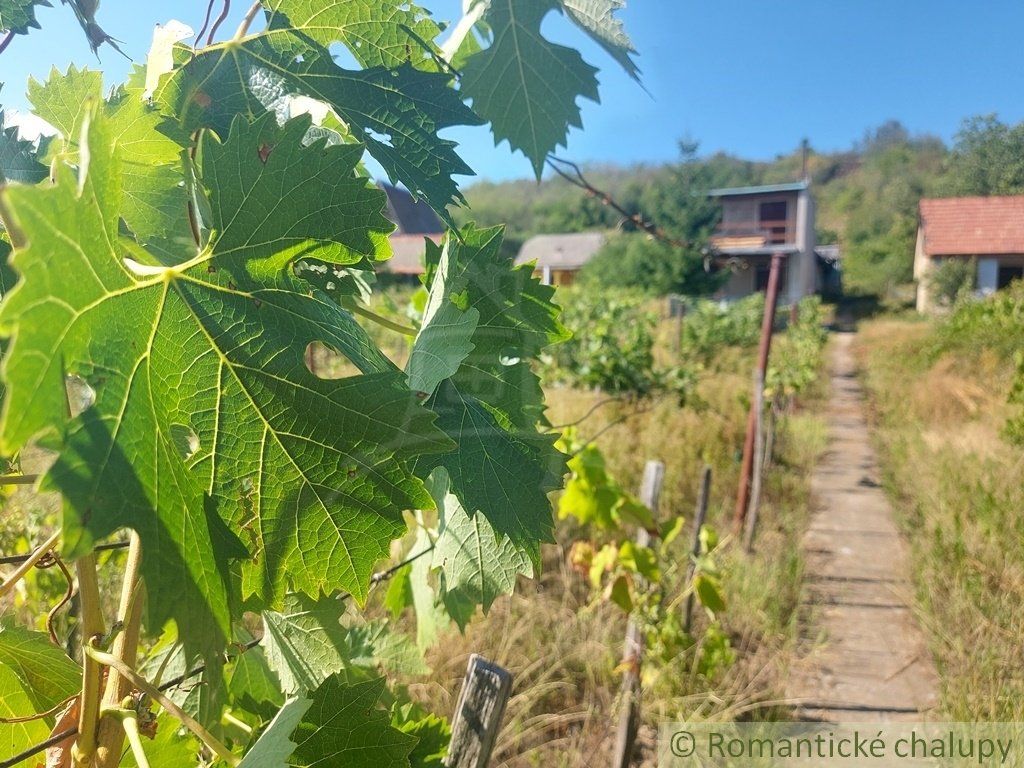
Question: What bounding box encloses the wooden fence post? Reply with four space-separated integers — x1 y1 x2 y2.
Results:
682 465 712 634
743 373 766 553
612 460 665 768
733 252 784 532
444 655 513 768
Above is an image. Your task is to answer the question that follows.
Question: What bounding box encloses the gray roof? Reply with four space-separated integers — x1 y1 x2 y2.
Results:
708 181 809 197
379 182 443 235
515 232 606 270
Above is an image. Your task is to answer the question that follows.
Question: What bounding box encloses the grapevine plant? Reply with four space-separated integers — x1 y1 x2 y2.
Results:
0 1 642 765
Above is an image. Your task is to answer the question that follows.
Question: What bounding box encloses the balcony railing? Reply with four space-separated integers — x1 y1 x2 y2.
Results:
711 220 792 246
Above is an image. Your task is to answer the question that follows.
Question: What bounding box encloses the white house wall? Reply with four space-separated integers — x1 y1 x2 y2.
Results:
977 259 999 296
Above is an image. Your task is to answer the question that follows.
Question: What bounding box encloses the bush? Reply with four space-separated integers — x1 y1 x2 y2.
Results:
927 257 977 308
678 294 765 362
579 234 724 296
545 287 695 400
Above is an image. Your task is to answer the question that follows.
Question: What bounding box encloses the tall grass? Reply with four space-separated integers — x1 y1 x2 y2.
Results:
413 312 829 767
856 317 1024 721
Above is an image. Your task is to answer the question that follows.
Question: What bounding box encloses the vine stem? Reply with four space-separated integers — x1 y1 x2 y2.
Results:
0 529 60 599
105 709 151 768
234 2 262 39
0 31 14 56
73 554 106 768
84 642 240 767
350 304 418 337
96 533 146 768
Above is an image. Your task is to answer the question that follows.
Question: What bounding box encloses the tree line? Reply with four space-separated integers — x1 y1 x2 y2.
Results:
458 116 1024 296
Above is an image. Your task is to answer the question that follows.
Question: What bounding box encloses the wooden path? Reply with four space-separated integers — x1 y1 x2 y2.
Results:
787 331 939 722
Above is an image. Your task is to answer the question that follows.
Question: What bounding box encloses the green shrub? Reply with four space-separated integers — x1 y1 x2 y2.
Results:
545 287 695 400
927 257 977 308
678 294 765 362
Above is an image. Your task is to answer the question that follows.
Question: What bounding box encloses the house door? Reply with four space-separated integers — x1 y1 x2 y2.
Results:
997 264 1024 289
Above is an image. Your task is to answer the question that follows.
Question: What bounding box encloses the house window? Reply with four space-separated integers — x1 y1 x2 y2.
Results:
759 201 789 243
997 265 1024 289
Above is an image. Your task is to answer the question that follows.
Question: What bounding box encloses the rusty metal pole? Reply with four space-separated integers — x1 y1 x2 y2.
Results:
734 252 784 533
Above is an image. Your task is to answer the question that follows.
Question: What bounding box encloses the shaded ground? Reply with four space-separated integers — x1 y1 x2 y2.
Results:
787 332 938 721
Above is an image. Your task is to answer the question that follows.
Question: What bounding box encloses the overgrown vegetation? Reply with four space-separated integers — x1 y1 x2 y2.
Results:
856 292 1024 721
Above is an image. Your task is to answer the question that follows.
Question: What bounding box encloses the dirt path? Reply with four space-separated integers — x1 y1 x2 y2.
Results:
787 331 938 722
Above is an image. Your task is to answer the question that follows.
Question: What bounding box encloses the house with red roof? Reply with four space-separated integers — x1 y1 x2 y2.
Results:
915 196 1024 311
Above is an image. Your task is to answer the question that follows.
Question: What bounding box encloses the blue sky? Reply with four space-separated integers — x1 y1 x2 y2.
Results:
3 1 1024 182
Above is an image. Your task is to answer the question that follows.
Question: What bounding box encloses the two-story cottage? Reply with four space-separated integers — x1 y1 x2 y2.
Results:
708 181 820 304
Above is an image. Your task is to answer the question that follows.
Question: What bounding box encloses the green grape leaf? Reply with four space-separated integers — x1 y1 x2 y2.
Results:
0 106 48 184
264 0 443 69
238 696 312 768
155 23 482 222
0 0 46 35
461 0 599 177
406 238 480 397
0 623 80 713
0 664 51 764
121 714 202 768
28 66 194 257
383 563 414 618
392 703 450 768
414 226 568 553
0 106 449 654
431 469 532 629
289 675 417 768
693 573 726 614
262 595 350 695
342 620 430 676
229 646 285 716
27 65 103 144
561 0 640 81
408 519 448 650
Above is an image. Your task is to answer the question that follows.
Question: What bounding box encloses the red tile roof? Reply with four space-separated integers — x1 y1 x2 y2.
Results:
919 196 1024 257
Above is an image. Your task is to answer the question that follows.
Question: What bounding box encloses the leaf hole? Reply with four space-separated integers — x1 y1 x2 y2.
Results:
65 375 96 417
170 424 201 461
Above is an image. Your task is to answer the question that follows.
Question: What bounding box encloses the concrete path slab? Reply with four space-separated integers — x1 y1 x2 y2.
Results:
787 332 939 722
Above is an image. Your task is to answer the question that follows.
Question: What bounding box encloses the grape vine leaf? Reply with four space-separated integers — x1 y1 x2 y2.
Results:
0 100 48 184
0 105 450 654
406 238 480 397
413 226 569 555
154 16 483 222
461 0 599 177
0 0 47 35
430 469 532 629
263 595 427 696
237 696 312 768
230 645 285 717
289 675 417 768
264 0 443 69
0 623 80 760
560 0 640 81
262 595 351 696
0 623 80 713
392 703 451 768
28 66 195 258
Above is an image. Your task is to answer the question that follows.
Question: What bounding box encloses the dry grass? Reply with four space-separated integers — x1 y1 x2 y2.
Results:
408 320 830 767
855 318 1024 721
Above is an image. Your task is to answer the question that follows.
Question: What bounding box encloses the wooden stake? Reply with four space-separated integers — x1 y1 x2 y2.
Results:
444 655 513 768
612 460 665 768
734 252 784 532
683 466 712 634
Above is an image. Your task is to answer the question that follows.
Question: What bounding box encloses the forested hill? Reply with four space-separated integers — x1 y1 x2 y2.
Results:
456 117 1024 295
